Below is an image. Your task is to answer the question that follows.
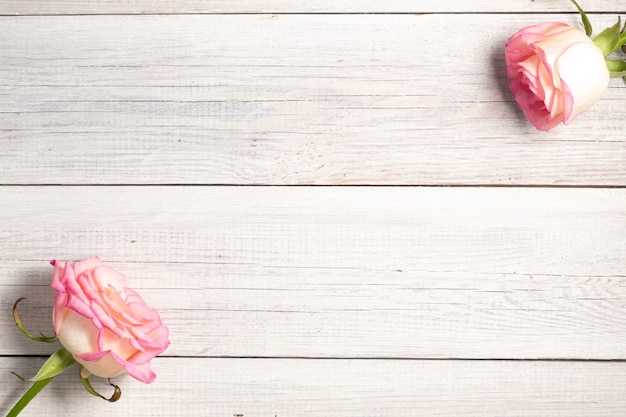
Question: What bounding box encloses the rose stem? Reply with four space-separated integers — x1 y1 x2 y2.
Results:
6 377 54 417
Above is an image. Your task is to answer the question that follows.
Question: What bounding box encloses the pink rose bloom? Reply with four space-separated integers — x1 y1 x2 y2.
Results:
51 257 169 384
505 22 609 131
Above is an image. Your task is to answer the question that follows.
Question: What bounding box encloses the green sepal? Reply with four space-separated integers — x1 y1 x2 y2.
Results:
618 30 626 50
606 58 626 80
13 298 58 343
25 347 77 381
5 377 54 417
606 59 626 72
79 366 122 402
570 0 593 37
593 17 622 57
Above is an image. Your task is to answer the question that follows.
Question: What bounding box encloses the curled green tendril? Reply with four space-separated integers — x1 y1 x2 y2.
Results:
13 298 58 343
79 367 122 402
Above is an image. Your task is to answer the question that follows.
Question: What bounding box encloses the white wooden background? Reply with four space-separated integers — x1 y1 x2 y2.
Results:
1 1 626 416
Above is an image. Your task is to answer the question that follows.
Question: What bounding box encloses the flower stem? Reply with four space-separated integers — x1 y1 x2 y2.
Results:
6 348 76 417
5 377 54 417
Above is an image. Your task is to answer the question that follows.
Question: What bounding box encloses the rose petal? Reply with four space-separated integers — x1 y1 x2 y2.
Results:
50 258 169 384
110 351 156 384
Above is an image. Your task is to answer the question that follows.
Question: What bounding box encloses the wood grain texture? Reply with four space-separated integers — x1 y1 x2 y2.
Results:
1 186 624 273
2 2 626 416
2 357 626 417
0 0 624 14
2 14 626 185
1 186 625 359
4 263 626 360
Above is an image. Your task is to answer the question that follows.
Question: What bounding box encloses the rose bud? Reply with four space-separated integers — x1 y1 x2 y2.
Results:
50 257 170 384
505 22 610 131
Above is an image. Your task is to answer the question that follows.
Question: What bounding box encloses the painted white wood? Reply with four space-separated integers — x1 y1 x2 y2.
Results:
2 186 625 359
0 0 623 14
2 2 626 415
2 357 626 417
2 14 626 185
4 263 626 360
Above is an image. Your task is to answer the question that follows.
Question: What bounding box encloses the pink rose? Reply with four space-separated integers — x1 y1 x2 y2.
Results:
50 257 169 384
505 22 609 131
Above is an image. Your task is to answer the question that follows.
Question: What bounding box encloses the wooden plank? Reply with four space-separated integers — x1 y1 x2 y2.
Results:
2 14 626 186
4 263 626 360
2 357 626 416
0 0 623 14
2 186 626 359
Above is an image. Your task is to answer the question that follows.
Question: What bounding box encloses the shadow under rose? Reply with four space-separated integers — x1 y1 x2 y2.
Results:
0 265 59 415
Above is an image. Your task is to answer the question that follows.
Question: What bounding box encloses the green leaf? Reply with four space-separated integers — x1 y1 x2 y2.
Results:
79 366 122 402
593 17 622 56
28 347 77 381
12 298 58 343
570 0 593 37
6 377 54 417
